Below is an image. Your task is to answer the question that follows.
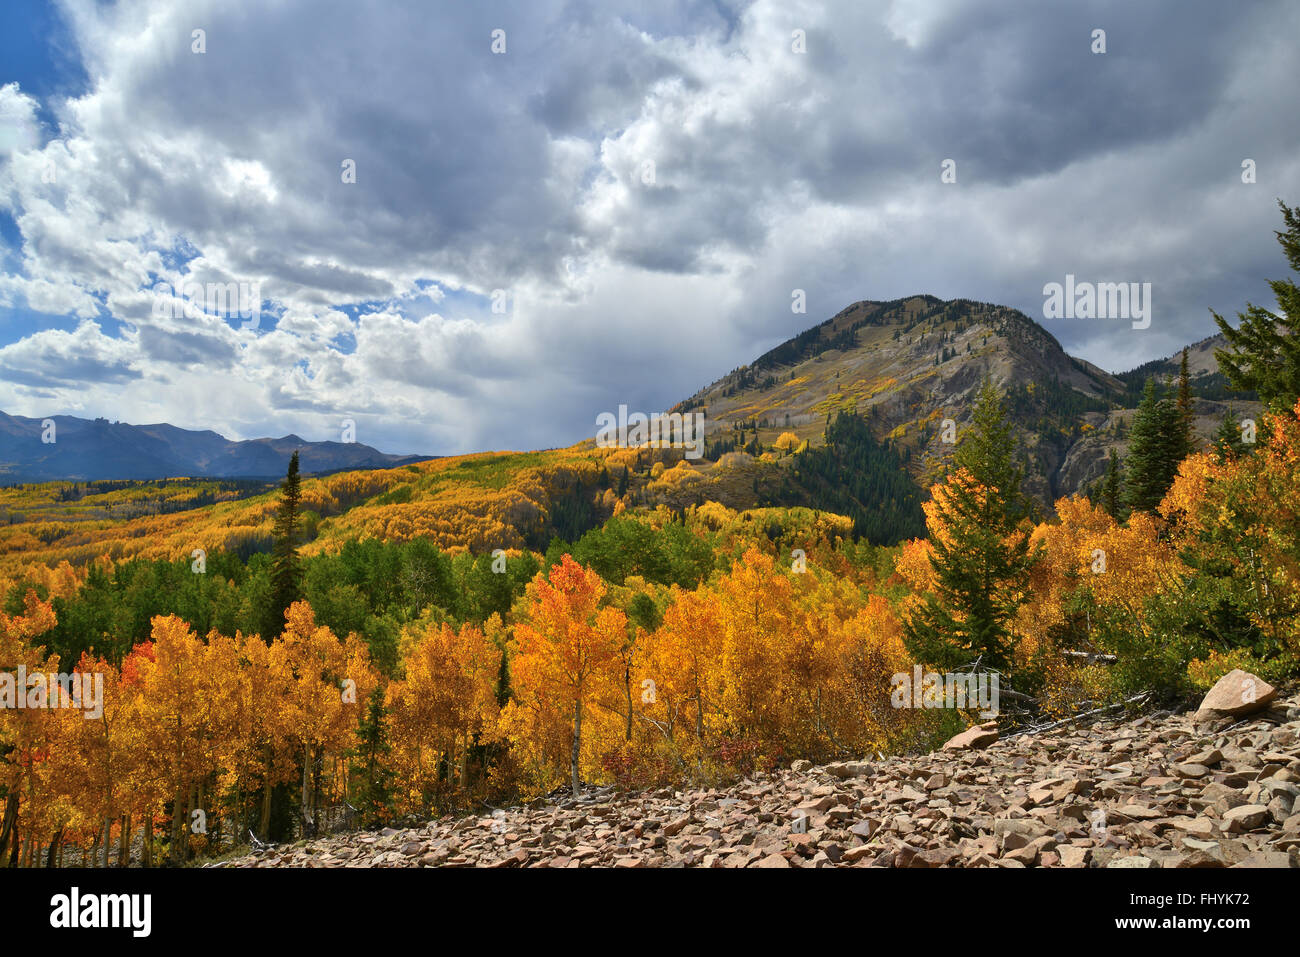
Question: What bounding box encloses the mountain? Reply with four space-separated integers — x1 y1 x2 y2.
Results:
670 295 1258 506
0 296 1258 565
0 413 431 483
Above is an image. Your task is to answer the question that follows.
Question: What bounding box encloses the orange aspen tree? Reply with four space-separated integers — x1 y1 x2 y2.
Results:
510 556 626 795
275 601 375 836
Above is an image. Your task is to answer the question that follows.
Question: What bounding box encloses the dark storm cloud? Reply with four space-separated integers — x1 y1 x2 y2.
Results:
0 0 1296 453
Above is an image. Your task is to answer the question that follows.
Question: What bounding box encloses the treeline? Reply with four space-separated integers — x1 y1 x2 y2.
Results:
777 411 926 543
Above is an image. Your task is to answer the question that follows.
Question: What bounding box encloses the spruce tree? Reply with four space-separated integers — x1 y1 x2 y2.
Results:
1123 379 1187 515
1212 409 1247 460
902 379 1038 672
1213 200 1300 411
267 450 303 638
1176 348 1196 458
353 689 394 827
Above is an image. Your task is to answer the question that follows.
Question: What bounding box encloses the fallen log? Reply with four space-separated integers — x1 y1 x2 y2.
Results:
1007 692 1152 738
1063 650 1119 664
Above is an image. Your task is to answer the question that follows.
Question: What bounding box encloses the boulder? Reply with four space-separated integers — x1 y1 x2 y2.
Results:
1195 670 1276 722
942 720 999 751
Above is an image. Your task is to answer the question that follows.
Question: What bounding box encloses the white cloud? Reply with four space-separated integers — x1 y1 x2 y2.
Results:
0 0 1297 455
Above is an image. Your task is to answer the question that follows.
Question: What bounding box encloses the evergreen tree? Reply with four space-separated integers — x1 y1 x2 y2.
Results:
1123 379 1187 515
353 688 394 827
1212 409 1247 461
267 451 303 638
1176 347 1196 458
902 379 1038 672
952 378 1031 525
1213 200 1300 411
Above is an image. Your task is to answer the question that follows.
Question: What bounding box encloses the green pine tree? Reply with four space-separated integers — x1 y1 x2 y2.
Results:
352 688 394 827
267 450 303 638
1211 409 1247 461
1123 379 1188 515
1176 348 1196 458
1213 200 1300 411
902 379 1038 672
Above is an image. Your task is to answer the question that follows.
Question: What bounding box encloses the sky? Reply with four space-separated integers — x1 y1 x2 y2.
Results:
0 0 1297 456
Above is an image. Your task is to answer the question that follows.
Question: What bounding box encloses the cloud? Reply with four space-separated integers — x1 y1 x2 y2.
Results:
0 319 140 386
0 83 42 155
0 0 1296 455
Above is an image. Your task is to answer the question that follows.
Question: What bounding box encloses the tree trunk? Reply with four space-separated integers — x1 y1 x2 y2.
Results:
624 666 633 742
571 698 583 796
300 747 313 838
118 813 131 867
170 786 187 865
0 792 17 863
46 829 62 868
259 749 274 839
311 755 322 835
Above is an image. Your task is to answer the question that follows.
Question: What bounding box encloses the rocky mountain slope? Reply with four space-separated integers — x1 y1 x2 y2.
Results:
0 412 430 483
673 295 1257 505
215 682 1300 869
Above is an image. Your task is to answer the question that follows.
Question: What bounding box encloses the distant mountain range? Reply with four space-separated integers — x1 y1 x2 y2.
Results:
0 413 431 484
2 296 1256 498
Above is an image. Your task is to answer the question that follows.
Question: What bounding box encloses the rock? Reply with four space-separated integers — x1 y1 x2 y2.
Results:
1230 851 1296 868
1175 850 1226 868
904 847 959 867
1221 804 1270 833
1004 843 1040 866
994 818 1052 851
1058 845 1089 868
1108 855 1159 868
848 819 878 841
790 760 812 773
662 815 691 837
1267 797 1292 824
1195 670 1277 722
942 720 999 751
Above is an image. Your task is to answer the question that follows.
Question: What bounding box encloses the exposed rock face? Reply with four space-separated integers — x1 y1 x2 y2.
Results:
667 296 1256 507
213 690 1300 869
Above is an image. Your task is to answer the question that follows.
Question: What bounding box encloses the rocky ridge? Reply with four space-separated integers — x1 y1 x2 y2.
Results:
213 685 1300 870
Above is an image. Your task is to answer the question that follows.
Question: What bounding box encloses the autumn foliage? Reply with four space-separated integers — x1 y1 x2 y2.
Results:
3 399 1299 867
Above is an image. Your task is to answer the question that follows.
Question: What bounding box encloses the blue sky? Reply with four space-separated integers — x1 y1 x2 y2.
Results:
1 0 1298 456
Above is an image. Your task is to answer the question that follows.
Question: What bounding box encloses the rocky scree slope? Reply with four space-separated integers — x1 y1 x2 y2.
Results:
215 684 1300 869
